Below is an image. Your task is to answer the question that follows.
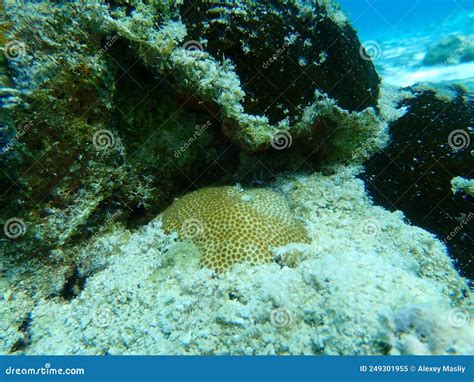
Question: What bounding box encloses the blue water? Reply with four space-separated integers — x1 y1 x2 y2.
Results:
338 0 474 89
338 0 474 40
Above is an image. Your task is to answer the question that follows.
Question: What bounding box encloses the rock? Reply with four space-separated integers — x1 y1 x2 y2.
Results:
423 35 474 66
181 0 380 121
363 84 474 279
0 1 386 260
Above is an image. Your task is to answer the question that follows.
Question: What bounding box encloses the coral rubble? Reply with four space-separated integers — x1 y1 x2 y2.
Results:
2 167 471 355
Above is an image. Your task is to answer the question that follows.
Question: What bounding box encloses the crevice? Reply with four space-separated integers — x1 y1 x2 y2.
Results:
59 265 87 300
9 313 31 353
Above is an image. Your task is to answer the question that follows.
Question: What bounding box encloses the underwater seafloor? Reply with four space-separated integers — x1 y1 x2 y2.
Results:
0 1 473 355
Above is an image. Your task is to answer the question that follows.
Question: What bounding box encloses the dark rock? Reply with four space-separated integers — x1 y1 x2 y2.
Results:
363 85 474 279
181 0 380 125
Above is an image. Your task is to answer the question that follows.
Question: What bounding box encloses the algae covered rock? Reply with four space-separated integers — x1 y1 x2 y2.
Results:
451 176 474 198
0 1 138 260
423 35 474 66
162 185 309 272
0 0 387 261
106 0 384 152
181 0 380 122
363 84 474 279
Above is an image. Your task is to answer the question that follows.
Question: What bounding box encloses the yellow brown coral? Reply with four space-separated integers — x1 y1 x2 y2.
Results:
161 186 309 272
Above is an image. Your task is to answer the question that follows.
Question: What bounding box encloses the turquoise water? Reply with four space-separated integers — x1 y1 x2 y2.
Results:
339 0 474 40
339 0 474 89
